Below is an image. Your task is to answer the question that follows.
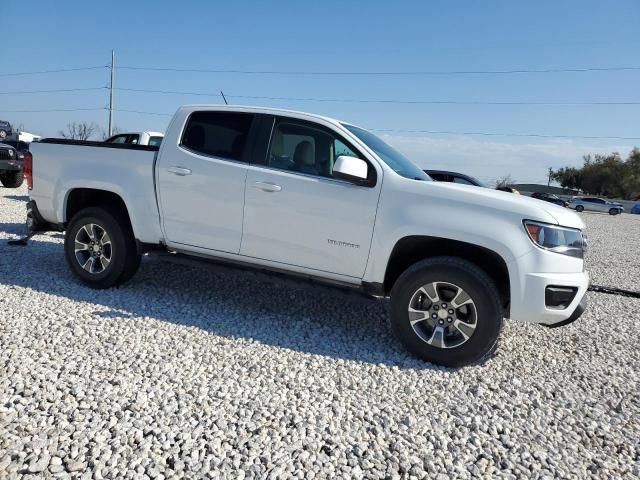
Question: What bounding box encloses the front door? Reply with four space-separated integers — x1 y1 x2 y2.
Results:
157 110 255 253
240 118 381 278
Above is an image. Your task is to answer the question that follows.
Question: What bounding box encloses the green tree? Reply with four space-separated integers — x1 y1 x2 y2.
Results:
552 149 640 199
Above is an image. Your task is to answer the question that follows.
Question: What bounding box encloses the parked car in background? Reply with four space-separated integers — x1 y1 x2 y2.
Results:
105 131 164 146
424 170 485 187
28 105 589 367
567 196 624 215
531 192 567 208
631 203 640 214
0 143 24 188
0 120 14 139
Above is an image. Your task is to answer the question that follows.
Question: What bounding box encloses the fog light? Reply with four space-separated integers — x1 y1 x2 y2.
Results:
545 286 578 309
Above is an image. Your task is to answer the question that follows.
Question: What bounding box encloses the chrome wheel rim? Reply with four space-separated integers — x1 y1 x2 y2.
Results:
74 223 112 274
407 282 478 349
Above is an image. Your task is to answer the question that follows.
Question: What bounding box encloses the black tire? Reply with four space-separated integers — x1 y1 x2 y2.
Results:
64 207 141 289
390 257 502 367
575 205 584 212
608 208 619 215
0 171 24 188
0 130 7 139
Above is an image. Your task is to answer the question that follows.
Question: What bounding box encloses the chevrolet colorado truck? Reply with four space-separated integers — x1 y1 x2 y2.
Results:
26 106 589 366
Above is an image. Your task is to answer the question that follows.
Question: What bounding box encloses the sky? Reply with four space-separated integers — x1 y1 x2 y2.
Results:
2 0 639 184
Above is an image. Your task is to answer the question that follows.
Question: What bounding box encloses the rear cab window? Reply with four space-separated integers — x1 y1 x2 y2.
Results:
106 134 140 144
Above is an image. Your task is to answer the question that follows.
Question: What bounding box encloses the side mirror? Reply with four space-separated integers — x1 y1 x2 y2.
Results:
333 155 369 185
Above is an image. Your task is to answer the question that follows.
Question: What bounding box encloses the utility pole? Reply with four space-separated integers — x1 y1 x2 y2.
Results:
108 50 115 136
547 167 553 186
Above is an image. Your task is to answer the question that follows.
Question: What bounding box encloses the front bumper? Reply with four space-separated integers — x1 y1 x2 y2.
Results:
509 269 590 326
0 159 22 172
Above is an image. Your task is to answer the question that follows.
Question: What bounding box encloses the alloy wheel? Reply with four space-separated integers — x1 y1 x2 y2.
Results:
74 223 113 274
407 281 478 348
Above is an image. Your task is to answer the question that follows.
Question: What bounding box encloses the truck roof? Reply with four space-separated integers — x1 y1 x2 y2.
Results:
178 104 349 129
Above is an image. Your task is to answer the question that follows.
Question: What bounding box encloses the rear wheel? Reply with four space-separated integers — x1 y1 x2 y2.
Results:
64 207 140 289
0 171 24 188
0 130 7 139
390 257 502 367
575 205 584 212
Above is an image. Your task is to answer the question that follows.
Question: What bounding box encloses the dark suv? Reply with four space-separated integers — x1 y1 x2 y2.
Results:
531 192 567 208
0 143 24 188
0 120 13 139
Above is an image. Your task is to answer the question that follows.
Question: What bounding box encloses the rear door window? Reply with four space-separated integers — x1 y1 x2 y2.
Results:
181 111 254 162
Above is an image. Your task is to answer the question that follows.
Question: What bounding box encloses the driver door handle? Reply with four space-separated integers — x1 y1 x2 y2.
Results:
252 181 282 193
167 166 192 176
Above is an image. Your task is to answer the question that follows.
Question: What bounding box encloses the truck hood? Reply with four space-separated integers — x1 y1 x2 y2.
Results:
411 181 585 230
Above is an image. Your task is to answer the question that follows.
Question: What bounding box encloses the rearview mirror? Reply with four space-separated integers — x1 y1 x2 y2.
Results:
333 155 368 185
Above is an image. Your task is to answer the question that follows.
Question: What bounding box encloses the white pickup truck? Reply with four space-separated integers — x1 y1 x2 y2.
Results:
26 106 589 366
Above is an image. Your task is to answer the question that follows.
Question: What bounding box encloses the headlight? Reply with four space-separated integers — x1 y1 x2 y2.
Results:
523 220 586 258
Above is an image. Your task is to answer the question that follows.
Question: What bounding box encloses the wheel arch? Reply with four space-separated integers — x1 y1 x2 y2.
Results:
384 235 511 315
65 188 134 235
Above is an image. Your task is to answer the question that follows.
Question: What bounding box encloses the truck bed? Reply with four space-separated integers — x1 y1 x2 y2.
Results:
29 138 164 243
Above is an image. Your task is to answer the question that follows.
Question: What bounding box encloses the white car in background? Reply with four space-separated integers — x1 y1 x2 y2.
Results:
105 131 164 146
567 196 624 215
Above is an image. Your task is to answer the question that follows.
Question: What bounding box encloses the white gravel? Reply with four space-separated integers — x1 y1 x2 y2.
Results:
1 185 639 479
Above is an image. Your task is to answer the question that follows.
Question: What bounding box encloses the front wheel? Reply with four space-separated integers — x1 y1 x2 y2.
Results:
609 208 619 215
575 205 584 212
64 207 141 289
0 171 24 188
390 257 503 367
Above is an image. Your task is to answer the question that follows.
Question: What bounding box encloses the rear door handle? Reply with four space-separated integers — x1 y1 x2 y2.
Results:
167 166 192 176
252 181 282 192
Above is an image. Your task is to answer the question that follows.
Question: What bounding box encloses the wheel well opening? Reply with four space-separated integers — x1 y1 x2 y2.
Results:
384 236 510 313
65 188 131 230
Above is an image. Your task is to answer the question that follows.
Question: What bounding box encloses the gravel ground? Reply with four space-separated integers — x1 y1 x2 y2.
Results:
579 210 640 292
1 185 639 479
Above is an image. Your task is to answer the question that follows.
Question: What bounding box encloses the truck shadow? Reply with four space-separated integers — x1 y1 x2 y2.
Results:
3 195 29 202
0 235 442 370
0 222 28 235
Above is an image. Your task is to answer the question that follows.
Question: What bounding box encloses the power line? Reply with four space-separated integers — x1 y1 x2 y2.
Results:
115 87 640 106
113 108 173 116
0 87 105 95
0 107 104 113
109 107 640 140
0 66 106 77
118 65 640 76
371 128 640 141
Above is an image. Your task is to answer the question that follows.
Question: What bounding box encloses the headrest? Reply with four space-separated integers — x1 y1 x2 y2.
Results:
293 141 314 166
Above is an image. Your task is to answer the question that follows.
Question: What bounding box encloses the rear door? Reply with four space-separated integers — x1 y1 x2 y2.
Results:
157 110 255 253
240 116 381 278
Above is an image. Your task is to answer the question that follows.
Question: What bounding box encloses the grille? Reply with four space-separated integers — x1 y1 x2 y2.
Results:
0 148 15 161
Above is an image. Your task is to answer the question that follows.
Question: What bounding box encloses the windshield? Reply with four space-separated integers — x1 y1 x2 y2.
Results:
343 124 430 181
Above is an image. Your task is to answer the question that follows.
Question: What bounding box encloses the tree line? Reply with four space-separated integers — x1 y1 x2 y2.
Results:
551 148 640 200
